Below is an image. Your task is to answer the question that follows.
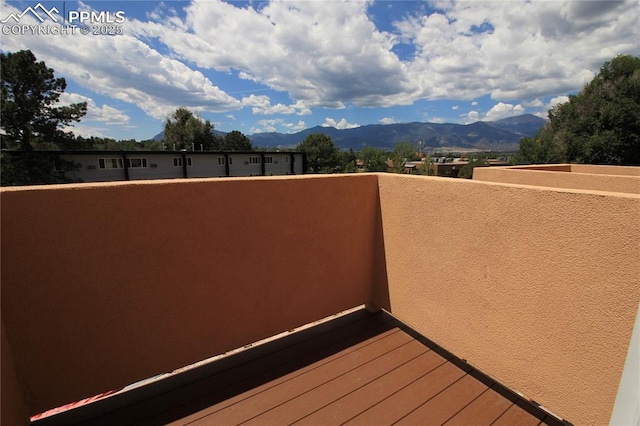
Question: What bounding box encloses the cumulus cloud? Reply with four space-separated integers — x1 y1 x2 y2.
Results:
452 105 460 110
59 93 130 125
2 0 637 128
283 120 307 133
242 95 311 115
395 0 638 101
466 111 480 123
129 0 412 108
483 102 525 121
549 96 570 108
322 118 360 130
380 117 398 124
0 2 242 120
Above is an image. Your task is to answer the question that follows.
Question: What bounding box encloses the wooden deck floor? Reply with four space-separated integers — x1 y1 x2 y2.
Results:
33 309 569 426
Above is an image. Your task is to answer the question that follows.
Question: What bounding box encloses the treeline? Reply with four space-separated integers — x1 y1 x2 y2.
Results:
515 54 639 166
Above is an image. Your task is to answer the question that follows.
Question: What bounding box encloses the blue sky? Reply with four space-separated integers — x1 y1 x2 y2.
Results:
1 0 638 141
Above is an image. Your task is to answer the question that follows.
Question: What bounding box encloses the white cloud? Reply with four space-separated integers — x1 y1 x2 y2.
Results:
0 2 242 120
549 96 570 109
59 93 130 125
483 102 525 121
242 95 311 115
129 0 412 108
452 105 460 110
322 118 360 130
283 120 307 133
395 0 638 101
380 117 398 125
2 0 637 129
466 111 480 123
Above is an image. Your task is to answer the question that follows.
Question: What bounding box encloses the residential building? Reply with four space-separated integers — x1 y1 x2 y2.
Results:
4 150 305 183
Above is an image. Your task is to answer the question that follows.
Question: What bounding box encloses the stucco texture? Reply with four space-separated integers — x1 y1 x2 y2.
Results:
376 173 640 426
1 175 383 416
474 166 640 194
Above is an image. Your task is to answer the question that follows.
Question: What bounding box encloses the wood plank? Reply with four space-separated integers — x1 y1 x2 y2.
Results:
178 328 414 425
293 349 449 425
242 338 430 425
343 360 466 425
393 374 487 425
444 386 513 425
93 310 399 426
491 403 545 426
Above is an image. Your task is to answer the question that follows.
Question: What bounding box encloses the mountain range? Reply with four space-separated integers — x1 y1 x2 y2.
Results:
154 114 546 152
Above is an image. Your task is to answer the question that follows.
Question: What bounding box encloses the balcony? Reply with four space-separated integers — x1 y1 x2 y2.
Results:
2 169 639 425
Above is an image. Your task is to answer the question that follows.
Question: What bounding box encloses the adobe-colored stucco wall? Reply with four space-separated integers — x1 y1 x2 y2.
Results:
1 320 28 426
1 175 383 417
474 166 640 194
571 164 640 176
376 173 640 425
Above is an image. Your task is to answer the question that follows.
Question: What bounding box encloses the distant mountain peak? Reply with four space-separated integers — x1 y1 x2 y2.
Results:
151 114 546 152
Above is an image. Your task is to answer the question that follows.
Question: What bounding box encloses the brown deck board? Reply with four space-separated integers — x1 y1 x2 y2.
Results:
343 361 467 425
179 328 414 425
444 386 514 425
241 339 429 425
492 403 544 426
32 308 566 426
292 350 449 425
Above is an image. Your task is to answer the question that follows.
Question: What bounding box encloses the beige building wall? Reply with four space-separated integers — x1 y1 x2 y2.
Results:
1 175 384 417
375 173 640 425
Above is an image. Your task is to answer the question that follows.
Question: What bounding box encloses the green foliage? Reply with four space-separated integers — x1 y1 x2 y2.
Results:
222 130 252 151
0 151 77 186
361 146 387 172
390 141 416 173
1 50 87 151
296 133 340 173
341 148 358 173
457 157 489 179
1 50 87 185
163 108 219 151
516 54 640 165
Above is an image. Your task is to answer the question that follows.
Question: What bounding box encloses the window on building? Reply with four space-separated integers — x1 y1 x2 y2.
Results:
264 156 273 164
127 158 148 168
218 157 226 166
173 157 192 167
249 156 261 164
98 158 124 169
285 156 290 163
229 157 233 165
53 160 64 172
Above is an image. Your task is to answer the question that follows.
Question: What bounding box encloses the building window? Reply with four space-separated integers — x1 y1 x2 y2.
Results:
249 156 261 164
127 157 148 168
229 157 233 165
173 157 192 167
285 156 290 163
264 156 273 164
98 158 124 169
218 157 226 166
53 160 64 172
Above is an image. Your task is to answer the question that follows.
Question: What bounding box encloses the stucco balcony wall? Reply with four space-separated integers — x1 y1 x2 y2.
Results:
473 164 640 194
2 172 639 426
1 175 386 419
375 173 640 425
